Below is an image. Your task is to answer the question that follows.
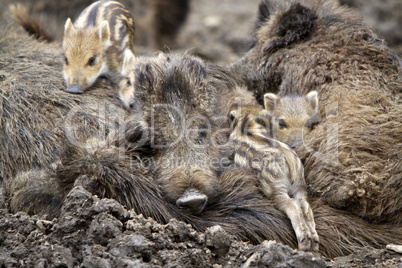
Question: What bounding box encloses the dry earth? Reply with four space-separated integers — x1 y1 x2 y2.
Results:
0 0 401 267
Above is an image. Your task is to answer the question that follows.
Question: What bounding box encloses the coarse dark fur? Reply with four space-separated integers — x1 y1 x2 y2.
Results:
1 27 401 259
120 53 233 214
9 3 54 42
231 0 402 223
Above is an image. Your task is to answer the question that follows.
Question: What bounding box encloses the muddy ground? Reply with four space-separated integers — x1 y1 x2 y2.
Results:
0 0 401 267
0 186 401 267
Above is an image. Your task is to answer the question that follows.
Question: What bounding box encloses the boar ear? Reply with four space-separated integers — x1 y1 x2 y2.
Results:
264 93 278 113
261 3 317 53
122 49 135 75
98 20 110 43
305 91 319 111
256 0 274 28
64 18 74 36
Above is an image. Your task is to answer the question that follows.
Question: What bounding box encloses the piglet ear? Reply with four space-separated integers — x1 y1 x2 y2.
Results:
121 49 135 75
98 20 110 43
305 90 319 111
264 93 278 113
260 3 317 53
64 18 74 36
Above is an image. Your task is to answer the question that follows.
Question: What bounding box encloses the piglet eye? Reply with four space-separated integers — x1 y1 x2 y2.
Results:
64 56 69 65
278 119 287 129
255 116 268 128
87 56 97 66
309 121 319 130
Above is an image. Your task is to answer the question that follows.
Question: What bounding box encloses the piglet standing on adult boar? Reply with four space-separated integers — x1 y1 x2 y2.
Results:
62 0 135 94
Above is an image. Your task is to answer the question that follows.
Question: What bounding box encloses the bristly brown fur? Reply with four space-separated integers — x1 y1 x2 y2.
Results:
10 3 54 42
231 0 402 224
122 53 232 214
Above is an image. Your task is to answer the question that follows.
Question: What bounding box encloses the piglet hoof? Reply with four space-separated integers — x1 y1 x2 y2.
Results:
298 231 319 252
298 233 312 252
312 235 320 252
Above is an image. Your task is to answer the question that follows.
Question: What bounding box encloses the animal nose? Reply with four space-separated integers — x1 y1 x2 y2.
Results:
290 139 302 149
66 84 84 94
176 190 208 215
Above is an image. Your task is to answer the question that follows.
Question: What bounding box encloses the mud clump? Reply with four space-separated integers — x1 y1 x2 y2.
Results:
328 247 402 268
243 240 326 268
205 225 232 258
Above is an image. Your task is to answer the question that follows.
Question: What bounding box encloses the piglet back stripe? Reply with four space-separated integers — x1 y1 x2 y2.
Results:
101 3 132 43
86 1 101 27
